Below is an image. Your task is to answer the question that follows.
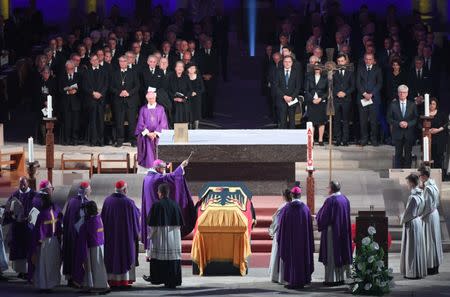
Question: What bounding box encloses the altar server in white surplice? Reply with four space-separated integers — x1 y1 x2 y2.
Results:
419 166 443 275
400 173 427 279
268 189 291 283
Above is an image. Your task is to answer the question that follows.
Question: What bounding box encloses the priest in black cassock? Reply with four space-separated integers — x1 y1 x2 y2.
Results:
146 183 183 288
110 55 140 147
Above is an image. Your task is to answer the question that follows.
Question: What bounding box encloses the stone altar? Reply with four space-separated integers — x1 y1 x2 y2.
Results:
158 130 307 195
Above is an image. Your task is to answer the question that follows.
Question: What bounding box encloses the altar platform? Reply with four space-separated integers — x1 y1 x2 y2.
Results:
158 130 307 195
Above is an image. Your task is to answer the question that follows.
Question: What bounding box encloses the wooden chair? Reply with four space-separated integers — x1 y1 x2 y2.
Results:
0 146 25 176
97 153 130 174
61 153 94 178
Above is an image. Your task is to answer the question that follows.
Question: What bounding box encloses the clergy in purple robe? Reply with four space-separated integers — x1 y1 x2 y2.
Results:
316 181 352 286
62 181 91 285
73 201 109 293
141 158 196 260
2 177 35 278
135 91 168 169
277 186 314 289
101 180 140 288
31 180 54 211
30 191 63 291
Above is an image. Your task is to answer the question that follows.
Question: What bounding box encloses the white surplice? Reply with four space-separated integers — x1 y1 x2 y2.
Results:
400 187 427 278
82 245 109 289
34 236 61 289
0 227 8 273
268 202 286 284
421 179 444 269
324 225 350 283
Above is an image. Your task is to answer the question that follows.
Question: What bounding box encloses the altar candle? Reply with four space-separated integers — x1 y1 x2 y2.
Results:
47 95 53 118
424 93 430 117
28 137 34 162
423 136 429 162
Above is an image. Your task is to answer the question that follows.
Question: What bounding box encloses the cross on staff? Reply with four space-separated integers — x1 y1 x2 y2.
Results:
306 48 354 182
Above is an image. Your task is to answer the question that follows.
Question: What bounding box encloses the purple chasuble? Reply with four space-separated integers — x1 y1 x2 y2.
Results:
101 193 140 275
141 166 196 249
316 193 352 267
72 215 104 285
277 199 314 287
29 205 63 280
62 194 89 276
3 189 35 261
135 104 168 168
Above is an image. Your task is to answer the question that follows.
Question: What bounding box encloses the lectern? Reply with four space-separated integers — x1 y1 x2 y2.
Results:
355 210 389 267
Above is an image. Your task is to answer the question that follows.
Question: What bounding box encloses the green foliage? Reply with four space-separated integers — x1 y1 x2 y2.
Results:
351 226 393 296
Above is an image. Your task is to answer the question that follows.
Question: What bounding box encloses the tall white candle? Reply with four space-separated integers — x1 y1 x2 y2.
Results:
423 136 429 162
47 95 53 118
424 93 430 117
28 137 34 162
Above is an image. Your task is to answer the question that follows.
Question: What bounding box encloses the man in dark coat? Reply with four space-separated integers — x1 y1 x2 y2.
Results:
110 55 140 147
387 84 418 168
356 53 383 146
59 61 82 145
274 55 302 129
82 54 109 146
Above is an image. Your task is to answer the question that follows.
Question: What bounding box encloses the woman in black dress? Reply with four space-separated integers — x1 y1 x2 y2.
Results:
32 66 57 144
186 63 204 129
168 61 191 123
305 64 328 145
385 58 407 102
429 98 447 170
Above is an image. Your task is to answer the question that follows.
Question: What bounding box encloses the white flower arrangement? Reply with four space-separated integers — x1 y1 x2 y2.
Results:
362 237 371 246
351 226 392 295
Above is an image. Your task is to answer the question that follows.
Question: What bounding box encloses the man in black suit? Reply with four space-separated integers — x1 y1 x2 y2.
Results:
131 42 147 71
97 49 113 74
108 37 121 66
407 56 432 112
110 55 140 147
332 31 346 61
141 55 172 123
59 61 82 145
274 32 290 54
82 54 109 146
333 54 355 146
161 41 177 71
422 45 440 96
356 53 383 146
212 8 230 81
377 37 393 71
274 55 302 129
198 38 219 118
387 84 418 168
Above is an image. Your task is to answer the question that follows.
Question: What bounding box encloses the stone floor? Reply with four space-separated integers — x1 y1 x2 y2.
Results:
1 253 450 296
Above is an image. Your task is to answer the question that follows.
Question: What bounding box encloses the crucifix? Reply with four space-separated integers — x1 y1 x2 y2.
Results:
307 48 354 182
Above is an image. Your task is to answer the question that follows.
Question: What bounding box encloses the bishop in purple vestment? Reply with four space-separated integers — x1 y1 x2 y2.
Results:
316 181 352 286
101 181 140 288
141 159 196 258
32 180 54 211
277 187 314 289
135 92 168 169
3 177 35 277
30 192 63 291
62 181 91 283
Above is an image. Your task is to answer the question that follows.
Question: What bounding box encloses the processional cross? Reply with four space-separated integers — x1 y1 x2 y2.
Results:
306 48 354 182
